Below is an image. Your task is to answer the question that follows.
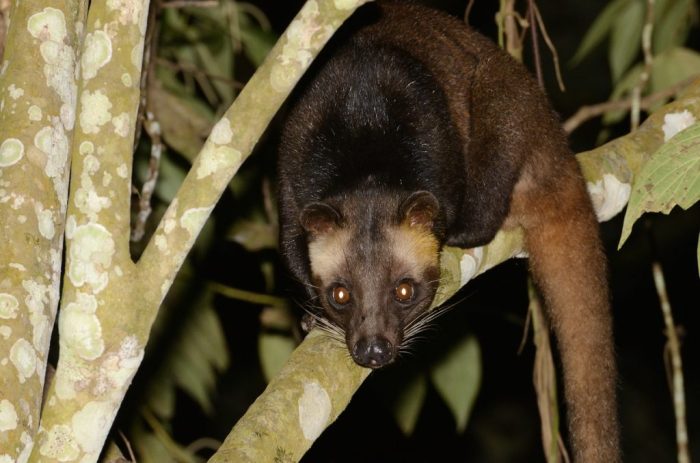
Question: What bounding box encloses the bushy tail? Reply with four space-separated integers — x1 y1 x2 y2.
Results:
522 170 620 463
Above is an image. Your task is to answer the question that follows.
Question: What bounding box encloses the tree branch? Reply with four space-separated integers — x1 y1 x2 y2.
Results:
0 2 83 460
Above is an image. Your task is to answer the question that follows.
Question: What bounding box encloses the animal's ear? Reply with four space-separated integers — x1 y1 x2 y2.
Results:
300 202 341 237
399 191 439 229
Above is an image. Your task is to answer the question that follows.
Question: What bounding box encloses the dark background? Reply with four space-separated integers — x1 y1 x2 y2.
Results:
130 1 700 461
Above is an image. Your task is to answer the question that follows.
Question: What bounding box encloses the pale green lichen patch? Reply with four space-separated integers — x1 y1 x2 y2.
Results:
271 0 333 92
72 401 114 453
131 43 144 69
196 143 242 181
79 89 113 134
0 326 11 339
54 353 86 401
30 8 77 129
121 73 133 87
60 292 104 360
162 200 178 234
116 163 129 178
155 234 168 253
39 424 80 461
67 223 115 293
27 7 67 42
79 141 94 156
34 121 69 178
24 279 52 351
34 118 70 210
74 155 112 219
10 338 37 384
210 118 233 145
8 84 24 99
0 399 18 432
0 138 24 167
28 105 43 121
107 0 146 26
298 381 331 441
0 293 19 319
17 432 34 463
112 112 131 138
97 336 144 396
180 206 213 238
81 30 112 80
9 263 27 271
35 203 56 239
0 455 13 463
459 247 484 286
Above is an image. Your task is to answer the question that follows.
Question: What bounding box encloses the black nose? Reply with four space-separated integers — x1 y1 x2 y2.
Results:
352 336 394 368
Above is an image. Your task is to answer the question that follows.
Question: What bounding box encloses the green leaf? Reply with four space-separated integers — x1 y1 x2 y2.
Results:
147 374 176 420
430 335 481 433
609 0 644 82
195 41 235 105
651 48 700 94
570 0 630 66
227 219 277 251
150 82 214 162
134 433 173 463
619 121 700 247
653 0 693 54
168 302 229 413
258 332 296 382
392 374 428 436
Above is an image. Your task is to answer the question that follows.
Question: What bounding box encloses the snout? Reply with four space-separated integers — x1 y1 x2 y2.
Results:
351 336 395 368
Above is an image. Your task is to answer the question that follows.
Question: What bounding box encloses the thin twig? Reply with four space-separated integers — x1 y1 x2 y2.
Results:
533 4 565 92
131 113 163 242
652 261 691 463
517 303 532 355
464 0 476 24
237 2 273 31
563 75 695 133
209 282 288 308
529 282 570 463
118 430 137 463
528 0 544 89
131 4 163 244
156 57 245 88
631 0 655 130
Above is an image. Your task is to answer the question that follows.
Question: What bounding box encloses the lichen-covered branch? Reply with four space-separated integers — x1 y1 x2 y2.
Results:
0 1 82 460
30 0 151 461
209 332 370 463
213 77 700 462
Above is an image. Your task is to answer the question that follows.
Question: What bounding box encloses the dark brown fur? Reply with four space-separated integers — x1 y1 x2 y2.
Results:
278 2 619 461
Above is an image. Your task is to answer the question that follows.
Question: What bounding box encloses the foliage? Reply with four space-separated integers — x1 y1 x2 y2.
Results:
572 0 700 125
620 120 700 247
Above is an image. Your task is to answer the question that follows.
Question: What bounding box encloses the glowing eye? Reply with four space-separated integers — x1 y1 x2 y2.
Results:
395 282 414 302
332 286 351 305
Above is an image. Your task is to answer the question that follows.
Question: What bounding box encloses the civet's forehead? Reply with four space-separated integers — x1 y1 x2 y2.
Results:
308 223 440 286
308 228 351 284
